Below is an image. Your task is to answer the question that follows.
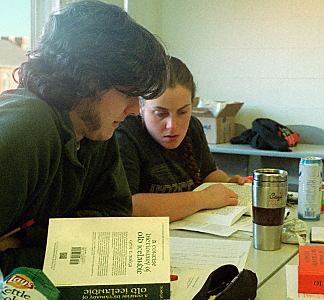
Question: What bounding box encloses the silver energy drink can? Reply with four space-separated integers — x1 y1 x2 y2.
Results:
298 156 323 220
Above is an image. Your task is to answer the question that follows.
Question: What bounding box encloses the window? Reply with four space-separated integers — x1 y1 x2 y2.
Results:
0 0 59 93
0 0 30 93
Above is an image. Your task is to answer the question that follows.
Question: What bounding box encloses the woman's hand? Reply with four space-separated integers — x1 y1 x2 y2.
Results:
198 184 238 210
228 175 250 185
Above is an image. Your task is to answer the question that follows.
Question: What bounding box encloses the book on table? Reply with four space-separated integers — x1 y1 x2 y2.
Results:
43 217 170 300
193 182 253 217
298 245 324 294
170 183 253 236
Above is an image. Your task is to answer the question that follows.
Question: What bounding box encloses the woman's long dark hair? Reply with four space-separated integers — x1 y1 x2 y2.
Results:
16 0 168 110
168 57 202 187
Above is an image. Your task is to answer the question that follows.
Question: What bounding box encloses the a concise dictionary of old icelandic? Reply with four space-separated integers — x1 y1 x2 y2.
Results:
298 245 324 294
43 217 170 300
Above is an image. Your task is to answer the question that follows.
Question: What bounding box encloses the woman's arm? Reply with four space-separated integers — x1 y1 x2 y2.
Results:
204 169 246 184
132 183 238 222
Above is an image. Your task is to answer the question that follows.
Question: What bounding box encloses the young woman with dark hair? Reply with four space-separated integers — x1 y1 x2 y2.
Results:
117 56 247 222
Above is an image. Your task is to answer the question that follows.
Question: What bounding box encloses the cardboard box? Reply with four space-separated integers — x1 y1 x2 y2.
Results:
192 101 243 144
298 245 324 294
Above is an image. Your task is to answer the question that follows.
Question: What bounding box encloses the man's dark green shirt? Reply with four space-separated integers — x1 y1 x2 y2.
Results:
0 88 132 275
116 115 217 194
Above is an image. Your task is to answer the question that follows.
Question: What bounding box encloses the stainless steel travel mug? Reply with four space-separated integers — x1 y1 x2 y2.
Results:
252 168 288 251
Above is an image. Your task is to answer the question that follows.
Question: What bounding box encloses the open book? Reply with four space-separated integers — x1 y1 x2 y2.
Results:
194 182 253 216
43 217 171 299
170 183 253 236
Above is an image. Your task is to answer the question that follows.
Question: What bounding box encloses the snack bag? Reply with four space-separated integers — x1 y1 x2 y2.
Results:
1 267 60 300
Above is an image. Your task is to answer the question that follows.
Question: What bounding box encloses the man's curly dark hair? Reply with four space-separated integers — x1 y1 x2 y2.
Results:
15 0 168 110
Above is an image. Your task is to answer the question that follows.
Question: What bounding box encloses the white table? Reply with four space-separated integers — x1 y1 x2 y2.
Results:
255 256 295 299
170 205 324 299
208 143 324 159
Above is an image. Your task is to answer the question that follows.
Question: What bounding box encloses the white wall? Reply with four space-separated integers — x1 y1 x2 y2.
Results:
129 0 161 37
157 0 324 129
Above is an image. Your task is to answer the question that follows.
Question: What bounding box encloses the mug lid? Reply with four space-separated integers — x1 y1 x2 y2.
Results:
253 168 288 182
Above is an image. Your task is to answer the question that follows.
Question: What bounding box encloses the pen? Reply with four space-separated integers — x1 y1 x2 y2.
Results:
0 219 35 242
170 274 178 282
245 175 253 182
284 211 290 220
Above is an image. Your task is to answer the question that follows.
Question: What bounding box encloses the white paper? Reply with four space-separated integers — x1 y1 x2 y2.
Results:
311 227 324 243
286 265 324 299
170 268 213 300
170 237 251 300
170 237 250 270
231 216 253 233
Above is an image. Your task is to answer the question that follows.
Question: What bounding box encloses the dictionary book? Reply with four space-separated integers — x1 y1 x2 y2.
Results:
43 217 170 299
298 245 324 294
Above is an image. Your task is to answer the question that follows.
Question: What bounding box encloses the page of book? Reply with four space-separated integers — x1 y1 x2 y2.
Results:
170 219 238 237
186 205 248 226
170 182 253 236
194 182 253 216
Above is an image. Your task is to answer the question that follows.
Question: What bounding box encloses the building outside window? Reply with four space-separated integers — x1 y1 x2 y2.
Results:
0 1 30 93
0 0 61 94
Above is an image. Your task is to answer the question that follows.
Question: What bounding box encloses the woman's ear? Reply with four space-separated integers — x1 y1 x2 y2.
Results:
139 96 145 116
192 96 199 107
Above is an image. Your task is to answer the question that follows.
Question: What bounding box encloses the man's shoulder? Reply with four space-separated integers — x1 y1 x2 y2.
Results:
0 88 54 118
0 88 61 140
